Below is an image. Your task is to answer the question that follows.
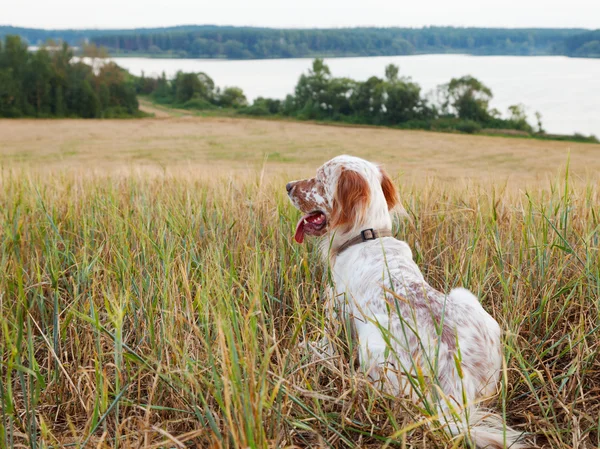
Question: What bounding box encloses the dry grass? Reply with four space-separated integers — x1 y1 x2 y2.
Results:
2 116 600 182
0 117 599 448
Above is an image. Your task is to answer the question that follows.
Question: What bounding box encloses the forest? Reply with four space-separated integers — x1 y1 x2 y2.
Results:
89 27 596 59
3 25 599 59
561 29 600 57
0 36 140 118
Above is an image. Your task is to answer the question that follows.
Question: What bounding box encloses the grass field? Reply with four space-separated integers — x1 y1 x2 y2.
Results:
3 115 600 181
1 116 599 448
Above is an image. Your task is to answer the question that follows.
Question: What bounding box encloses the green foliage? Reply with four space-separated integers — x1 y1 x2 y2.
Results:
562 30 600 57
135 71 159 95
540 133 599 144
385 64 399 82
255 60 512 131
0 35 140 118
140 70 246 111
441 76 493 122
535 111 544 134
174 71 215 104
9 25 579 59
218 87 248 108
139 58 596 142
181 98 216 110
146 72 172 103
238 97 280 116
3 25 597 59
574 40 600 57
455 120 483 134
238 103 271 116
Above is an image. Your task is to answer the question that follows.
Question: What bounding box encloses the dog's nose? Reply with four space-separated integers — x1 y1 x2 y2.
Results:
286 182 293 193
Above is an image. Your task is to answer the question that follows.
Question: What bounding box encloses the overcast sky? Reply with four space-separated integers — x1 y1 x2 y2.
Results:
2 0 599 30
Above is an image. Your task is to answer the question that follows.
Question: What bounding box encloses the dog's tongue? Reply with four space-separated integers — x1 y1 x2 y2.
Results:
294 215 308 244
294 212 324 244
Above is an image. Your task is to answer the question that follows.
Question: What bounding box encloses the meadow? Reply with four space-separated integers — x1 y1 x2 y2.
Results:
1 116 599 448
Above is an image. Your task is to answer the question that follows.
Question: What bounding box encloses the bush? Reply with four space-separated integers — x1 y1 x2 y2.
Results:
181 98 216 110
542 133 600 143
398 120 433 130
247 97 282 115
219 87 247 108
487 117 533 133
456 120 482 134
238 104 270 116
103 106 133 118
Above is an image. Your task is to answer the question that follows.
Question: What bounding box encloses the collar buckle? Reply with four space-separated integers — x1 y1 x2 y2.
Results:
361 228 376 241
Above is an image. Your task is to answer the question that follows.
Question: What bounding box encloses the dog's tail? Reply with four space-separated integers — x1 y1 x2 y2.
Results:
437 405 529 448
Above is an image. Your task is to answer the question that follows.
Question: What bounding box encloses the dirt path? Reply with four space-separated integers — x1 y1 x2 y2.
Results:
138 99 193 118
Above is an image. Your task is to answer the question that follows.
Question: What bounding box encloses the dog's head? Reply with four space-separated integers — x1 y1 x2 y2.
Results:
286 155 399 243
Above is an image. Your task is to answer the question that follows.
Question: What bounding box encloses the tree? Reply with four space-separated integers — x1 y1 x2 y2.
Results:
81 42 109 61
325 77 355 116
3 35 28 112
505 104 533 132
441 76 493 122
350 76 385 122
28 48 53 115
535 111 544 133
95 62 138 115
0 35 140 118
151 71 171 102
173 71 215 104
574 40 600 57
223 40 249 59
384 80 423 124
219 87 247 108
507 104 527 122
64 62 100 118
294 59 332 118
84 26 577 59
385 64 399 82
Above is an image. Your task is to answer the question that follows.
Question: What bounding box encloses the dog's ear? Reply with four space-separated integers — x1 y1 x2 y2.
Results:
331 169 370 231
380 168 399 210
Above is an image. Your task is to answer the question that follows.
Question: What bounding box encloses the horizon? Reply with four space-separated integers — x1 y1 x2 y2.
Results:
0 23 596 32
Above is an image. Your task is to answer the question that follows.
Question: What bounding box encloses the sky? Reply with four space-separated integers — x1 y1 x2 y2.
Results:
2 0 599 30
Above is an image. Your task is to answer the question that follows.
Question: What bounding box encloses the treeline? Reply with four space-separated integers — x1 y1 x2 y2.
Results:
5 25 598 59
0 36 140 118
561 30 600 57
0 25 222 47
136 59 598 142
88 26 597 59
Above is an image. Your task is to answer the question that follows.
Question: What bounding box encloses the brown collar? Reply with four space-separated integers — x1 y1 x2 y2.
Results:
334 228 394 257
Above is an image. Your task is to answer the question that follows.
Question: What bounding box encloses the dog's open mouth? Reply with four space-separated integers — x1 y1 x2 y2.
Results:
294 211 327 243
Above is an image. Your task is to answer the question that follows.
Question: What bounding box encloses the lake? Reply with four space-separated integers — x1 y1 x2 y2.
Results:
112 55 600 137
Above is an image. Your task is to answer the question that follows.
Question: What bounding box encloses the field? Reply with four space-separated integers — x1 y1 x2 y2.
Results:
1 116 599 448
3 115 600 180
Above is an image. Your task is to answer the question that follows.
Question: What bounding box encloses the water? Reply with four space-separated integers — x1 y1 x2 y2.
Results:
112 54 600 137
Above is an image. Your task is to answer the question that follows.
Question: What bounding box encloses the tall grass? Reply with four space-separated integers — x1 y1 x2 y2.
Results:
0 169 598 448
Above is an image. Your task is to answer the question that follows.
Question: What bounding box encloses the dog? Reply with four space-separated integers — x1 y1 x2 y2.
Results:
286 155 526 448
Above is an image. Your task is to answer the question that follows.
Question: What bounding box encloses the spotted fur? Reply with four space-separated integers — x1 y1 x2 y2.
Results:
287 155 527 448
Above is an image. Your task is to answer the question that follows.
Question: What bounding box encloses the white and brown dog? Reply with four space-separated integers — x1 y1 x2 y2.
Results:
287 155 526 448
